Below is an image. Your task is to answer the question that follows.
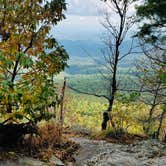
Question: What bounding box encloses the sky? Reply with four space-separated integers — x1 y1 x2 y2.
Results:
52 0 105 41
52 0 138 42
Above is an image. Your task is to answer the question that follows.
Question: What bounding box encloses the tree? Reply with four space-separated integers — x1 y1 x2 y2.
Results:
136 0 166 139
0 0 68 124
135 46 166 137
69 0 137 130
136 0 166 44
136 0 166 82
97 0 138 130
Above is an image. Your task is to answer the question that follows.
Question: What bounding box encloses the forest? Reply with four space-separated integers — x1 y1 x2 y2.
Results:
0 0 165 165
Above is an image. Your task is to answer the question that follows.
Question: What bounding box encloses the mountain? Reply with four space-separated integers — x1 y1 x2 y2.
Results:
58 39 141 75
59 39 104 57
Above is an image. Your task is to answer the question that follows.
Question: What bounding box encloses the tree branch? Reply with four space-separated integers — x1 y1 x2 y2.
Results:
68 85 110 101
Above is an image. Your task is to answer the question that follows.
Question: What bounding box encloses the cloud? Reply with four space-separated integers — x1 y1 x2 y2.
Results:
53 0 138 41
66 0 104 16
52 15 103 41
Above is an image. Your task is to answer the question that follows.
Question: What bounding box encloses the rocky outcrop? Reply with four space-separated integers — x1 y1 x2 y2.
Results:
49 156 65 166
19 157 49 166
0 156 65 166
71 138 166 166
0 138 165 166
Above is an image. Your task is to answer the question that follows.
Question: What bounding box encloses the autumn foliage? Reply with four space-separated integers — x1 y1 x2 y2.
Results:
0 0 68 124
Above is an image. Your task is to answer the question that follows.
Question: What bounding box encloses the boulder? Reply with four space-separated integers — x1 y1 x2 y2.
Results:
0 123 37 147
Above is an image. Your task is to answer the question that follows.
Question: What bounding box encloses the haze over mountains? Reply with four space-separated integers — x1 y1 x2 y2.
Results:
58 39 140 75
59 39 104 57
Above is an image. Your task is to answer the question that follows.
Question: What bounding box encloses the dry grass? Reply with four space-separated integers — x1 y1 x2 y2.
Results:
91 128 148 144
37 121 62 148
22 121 79 162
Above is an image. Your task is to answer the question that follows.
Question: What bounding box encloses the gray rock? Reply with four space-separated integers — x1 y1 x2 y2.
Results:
148 156 166 166
0 161 19 166
0 156 65 166
107 156 139 166
49 156 64 166
71 137 166 166
18 157 49 166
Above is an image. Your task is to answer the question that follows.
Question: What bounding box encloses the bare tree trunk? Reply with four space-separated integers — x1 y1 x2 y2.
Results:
145 83 161 134
145 104 156 134
156 107 166 139
59 78 66 127
69 0 136 131
101 1 127 130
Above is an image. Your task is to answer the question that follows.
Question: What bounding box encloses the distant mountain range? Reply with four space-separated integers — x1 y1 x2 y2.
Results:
59 39 104 58
58 39 142 75
59 39 140 58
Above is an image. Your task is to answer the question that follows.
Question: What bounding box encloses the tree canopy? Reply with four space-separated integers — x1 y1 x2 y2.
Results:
136 0 166 138
0 0 68 123
136 0 166 43
136 0 166 82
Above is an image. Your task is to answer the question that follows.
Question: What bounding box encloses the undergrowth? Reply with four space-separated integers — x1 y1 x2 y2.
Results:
0 120 79 163
91 128 148 144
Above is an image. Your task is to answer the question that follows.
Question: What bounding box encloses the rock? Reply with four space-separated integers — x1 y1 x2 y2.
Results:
0 123 37 147
107 156 139 166
0 160 19 166
65 162 73 166
70 125 91 136
18 157 49 166
49 156 64 166
71 137 166 166
86 152 141 166
150 156 166 166
0 156 64 166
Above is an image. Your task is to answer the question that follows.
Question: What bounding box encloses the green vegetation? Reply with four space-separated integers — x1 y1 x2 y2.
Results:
64 93 166 142
0 0 68 124
64 93 166 137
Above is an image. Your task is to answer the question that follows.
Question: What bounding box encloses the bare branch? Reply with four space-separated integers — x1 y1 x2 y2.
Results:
68 85 110 101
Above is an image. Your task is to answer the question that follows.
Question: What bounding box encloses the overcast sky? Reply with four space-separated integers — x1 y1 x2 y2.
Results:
52 0 105 41
52 0 137 41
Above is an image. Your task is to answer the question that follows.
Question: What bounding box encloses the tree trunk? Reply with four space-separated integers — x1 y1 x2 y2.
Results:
156 107 166 139
101 45 119 130
59 78 66 126
145 104 156 134
101 100 116 130
101 111 109 130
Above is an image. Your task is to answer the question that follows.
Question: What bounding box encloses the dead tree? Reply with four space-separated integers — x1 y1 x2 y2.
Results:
69 0 138 130
59 77 66 126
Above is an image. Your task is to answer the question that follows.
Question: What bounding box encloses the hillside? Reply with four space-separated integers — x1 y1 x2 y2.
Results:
59 39 141 75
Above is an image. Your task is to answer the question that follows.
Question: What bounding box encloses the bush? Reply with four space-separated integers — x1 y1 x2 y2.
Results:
22 121 62 157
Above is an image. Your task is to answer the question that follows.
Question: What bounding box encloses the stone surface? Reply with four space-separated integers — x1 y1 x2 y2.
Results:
49 156 65 166
71 138 166 166
0 161 19 166
0 138 165 166
0 156 65 166
18 157 49 166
